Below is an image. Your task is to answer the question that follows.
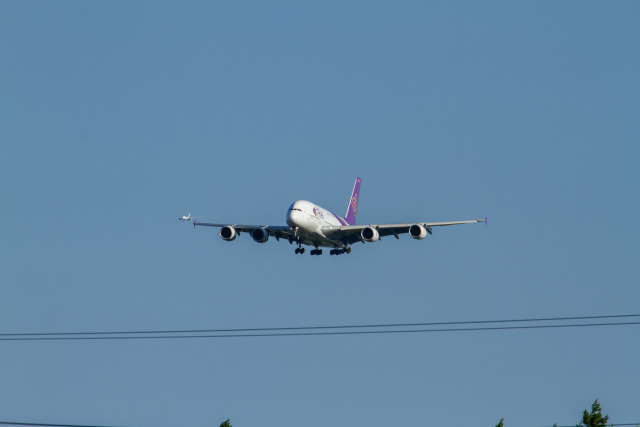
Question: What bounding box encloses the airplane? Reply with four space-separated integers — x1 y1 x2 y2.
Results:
187 178 485 256
179 213 197 222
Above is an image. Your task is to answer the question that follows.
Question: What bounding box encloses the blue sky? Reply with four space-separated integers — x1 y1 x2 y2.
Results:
1 1 639 426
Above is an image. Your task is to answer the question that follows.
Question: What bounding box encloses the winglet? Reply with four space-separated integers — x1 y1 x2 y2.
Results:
193 218 197 228
345 177 361 226
484 217 488 226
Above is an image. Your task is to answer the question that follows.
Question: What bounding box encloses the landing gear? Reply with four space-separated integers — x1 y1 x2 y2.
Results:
296 245 350 256
329 247 352 255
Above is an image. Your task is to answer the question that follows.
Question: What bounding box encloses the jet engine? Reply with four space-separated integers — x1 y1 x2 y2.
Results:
251 228 270 243
361 226 380 242
409 224 428 240
220 226 237 241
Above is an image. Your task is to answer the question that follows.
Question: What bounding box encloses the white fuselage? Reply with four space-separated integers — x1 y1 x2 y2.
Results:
286 200 349 248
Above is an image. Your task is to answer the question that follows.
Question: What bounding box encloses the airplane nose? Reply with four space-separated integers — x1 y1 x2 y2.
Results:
287 208 302 227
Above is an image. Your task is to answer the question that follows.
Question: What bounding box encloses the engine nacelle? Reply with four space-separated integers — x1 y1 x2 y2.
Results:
220 226 237 241
409 224 428 240
251 228 269 243
361 226 380 242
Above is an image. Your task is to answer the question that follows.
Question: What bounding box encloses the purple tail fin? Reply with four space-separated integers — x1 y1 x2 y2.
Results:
345 177 361 226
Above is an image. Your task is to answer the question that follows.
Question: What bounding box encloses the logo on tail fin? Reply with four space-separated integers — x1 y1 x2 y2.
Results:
350 195 358 217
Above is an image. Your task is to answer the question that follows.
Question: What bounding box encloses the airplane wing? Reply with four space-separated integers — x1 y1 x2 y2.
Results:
193 222 296 242
321 219 486 244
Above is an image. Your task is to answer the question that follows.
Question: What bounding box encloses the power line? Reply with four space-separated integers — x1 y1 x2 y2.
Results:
547 425 640 427
1 314 639 338
0 422 126 427
0 422 638 427
1 319 639 341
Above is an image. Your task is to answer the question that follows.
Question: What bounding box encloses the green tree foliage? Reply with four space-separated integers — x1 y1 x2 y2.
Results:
579 399 609 427
494 399 608 427
220 419 232 427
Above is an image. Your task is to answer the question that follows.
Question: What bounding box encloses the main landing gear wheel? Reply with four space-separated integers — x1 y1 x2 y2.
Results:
330 247 351 255
310 249 323 256
295 247 305 254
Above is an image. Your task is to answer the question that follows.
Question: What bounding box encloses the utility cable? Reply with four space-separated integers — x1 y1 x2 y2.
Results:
0 422 126 427
1 314 639 339
1 422 638 427
1 320 639 341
